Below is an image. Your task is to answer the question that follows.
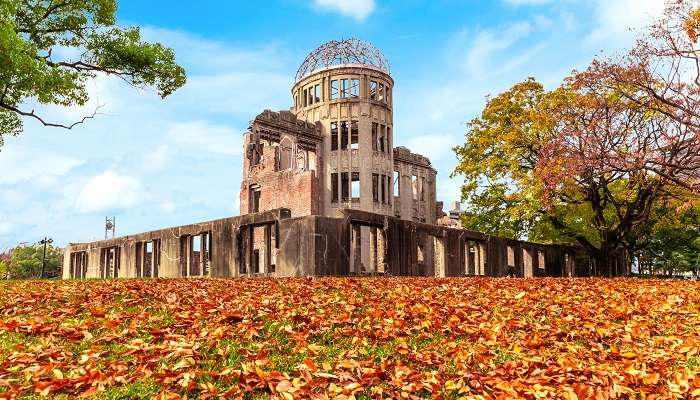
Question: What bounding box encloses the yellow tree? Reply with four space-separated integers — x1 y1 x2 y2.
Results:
454 1 700 275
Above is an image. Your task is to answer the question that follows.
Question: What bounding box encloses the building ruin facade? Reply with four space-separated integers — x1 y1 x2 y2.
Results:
63 39 628 280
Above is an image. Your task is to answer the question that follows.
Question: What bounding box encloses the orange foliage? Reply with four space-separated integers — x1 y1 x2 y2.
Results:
0 278 698 399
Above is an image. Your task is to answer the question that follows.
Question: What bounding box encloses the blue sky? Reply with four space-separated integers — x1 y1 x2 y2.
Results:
0 0 666 249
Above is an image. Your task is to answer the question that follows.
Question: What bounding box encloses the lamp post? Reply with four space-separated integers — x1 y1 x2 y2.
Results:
39 237 53 279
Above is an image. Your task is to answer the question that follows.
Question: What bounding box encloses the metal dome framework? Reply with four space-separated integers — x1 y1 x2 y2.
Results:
295 38 390 82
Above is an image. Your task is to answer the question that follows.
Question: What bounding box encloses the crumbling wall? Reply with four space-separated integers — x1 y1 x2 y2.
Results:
64 208 615 280
240 147 320 217
393 146 437 224
240 110 322 218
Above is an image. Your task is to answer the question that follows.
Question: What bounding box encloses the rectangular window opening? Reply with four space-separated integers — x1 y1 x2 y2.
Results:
331 122 338 150
394 170 400 197
341 172 350 202
191 235 202 276
340 121 349 150
370 80 377 100
386 126 391 150
100 247 120 279
350 79 360 98
350 121 359 150
381 174 386 204
340 79 349 98
314 84 321 103
372 123 378 151
331 172 339 203
379 125 386 152
144 241 153 277
303 89 307 107
203 232 211 276
351 172 360 201
250 185 261 213
378 83 385 102
372 173 379 203
330 80 339 100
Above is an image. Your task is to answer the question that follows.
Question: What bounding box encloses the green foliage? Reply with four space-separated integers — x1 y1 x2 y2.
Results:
452 75 696 275
635 199 700 275
453 78 546 240
0 0 186 144
8 244 61 279
452 78 595 244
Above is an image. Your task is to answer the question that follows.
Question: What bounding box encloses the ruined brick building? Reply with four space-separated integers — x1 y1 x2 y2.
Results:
63 39 628 280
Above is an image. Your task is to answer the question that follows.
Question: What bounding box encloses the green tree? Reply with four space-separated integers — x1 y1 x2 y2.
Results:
454 1 700 276
0 261 6 279
0 0 186 146
633 198 700 276
453 75 699 276
452 79 599 245
8 244 61 279
0 250 9 279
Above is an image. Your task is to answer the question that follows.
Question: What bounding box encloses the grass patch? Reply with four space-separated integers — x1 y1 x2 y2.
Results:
97 379 161 400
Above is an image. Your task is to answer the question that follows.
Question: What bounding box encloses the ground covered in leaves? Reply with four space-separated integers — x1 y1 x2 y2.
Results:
0 278 698 399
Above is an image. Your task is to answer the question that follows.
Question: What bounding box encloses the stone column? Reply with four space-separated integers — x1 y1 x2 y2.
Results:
377 229 385 274
369 227 377 273
523 248 533 278
264 224 272 275
478 242 487 276
351 224 362 274
434 237 445 278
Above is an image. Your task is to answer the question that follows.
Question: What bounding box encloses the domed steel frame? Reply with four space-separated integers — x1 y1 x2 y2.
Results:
295 38 390 82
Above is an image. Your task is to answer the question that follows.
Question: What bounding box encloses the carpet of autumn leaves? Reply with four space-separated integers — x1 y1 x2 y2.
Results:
0 278 699 399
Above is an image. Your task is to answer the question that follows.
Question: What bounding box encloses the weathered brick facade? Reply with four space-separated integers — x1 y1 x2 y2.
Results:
240 144 320 218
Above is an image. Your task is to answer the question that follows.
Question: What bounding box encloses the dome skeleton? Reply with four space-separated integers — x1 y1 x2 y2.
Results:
295 38 390 82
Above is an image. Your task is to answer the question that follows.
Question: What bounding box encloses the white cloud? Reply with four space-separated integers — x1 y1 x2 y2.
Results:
0 221 13 236
166 121 243 156
463 27 522 75
587 0 665 44
76 171 144 213
312 0 375 21
0 144 82 184
402 134 460 165
160 202 177 214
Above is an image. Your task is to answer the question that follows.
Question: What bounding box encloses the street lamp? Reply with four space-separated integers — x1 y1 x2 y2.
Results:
39 237 53 279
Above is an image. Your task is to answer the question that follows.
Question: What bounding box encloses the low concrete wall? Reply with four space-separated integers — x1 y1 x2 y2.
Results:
63 208 612 280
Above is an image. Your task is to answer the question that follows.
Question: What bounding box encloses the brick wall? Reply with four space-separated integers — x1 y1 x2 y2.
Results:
241 146 320 218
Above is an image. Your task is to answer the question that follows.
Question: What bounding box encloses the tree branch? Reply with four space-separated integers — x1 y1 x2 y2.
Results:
0 102 104 129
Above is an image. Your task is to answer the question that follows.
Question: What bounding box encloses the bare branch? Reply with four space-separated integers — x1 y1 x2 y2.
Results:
0 102 104 130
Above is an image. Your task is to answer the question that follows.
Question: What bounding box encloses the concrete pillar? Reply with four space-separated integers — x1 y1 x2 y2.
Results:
377 229 385 274
351 224 362 274
434 237 445 278
478 242 487 276
243 226 252 276
523 248 534 278
264 224 272 274
369 227 377 273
